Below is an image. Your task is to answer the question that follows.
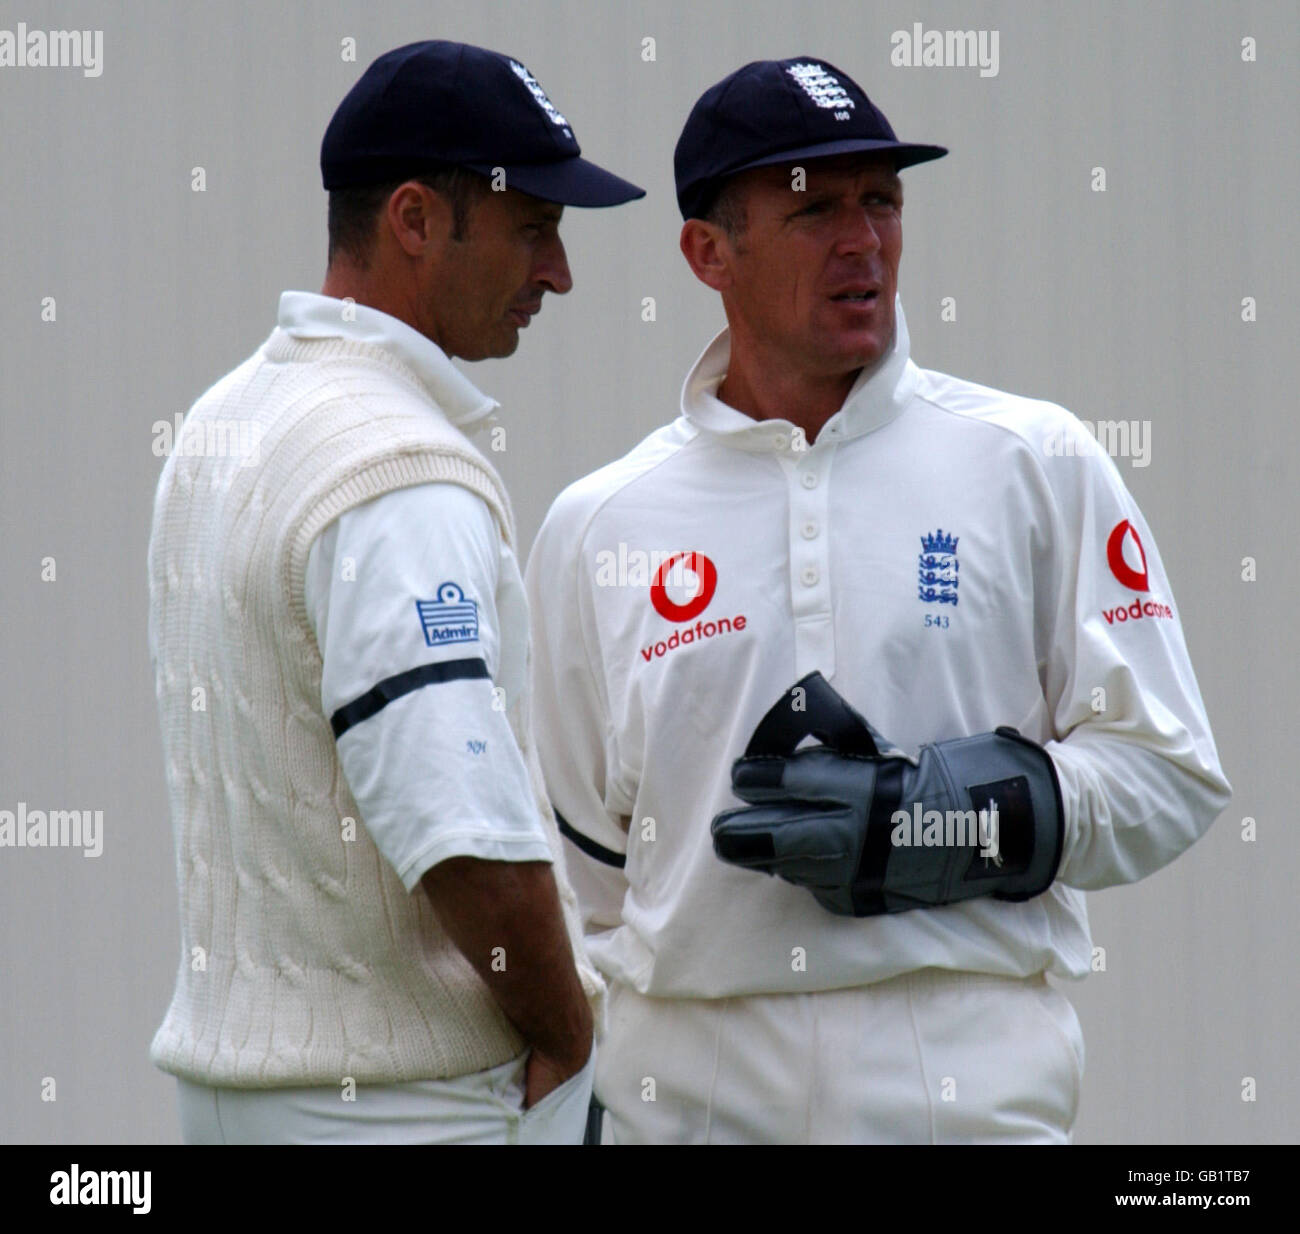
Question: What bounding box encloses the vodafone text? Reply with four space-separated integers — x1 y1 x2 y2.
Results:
641 615 747 662
1103 598 1173 625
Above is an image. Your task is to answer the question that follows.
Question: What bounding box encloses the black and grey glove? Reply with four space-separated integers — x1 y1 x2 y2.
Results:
710 672 1064 917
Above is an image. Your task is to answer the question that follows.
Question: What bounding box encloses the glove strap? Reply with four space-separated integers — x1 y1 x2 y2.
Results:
743 671 880 759
852 760 905 915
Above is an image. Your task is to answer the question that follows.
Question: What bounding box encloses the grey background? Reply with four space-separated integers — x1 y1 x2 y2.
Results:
0 0 1295 1144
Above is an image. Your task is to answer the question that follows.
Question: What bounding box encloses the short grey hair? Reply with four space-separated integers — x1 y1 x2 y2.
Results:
702 177 749 242
327 165 489 267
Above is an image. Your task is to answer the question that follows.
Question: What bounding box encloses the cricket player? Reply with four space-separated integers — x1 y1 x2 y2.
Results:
526 57 1231 1143
147 40 643 1144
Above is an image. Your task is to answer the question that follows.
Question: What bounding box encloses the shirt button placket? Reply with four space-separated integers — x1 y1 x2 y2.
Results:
784 443 835 679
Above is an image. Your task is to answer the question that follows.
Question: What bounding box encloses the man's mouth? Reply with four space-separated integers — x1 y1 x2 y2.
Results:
830 289 880 303
508 303 542 326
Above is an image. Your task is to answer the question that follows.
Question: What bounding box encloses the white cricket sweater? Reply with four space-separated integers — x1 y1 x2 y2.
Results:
147 322 601 1086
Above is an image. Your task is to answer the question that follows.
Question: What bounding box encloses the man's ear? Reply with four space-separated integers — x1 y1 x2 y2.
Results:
679 219 735 293
385 182 454 258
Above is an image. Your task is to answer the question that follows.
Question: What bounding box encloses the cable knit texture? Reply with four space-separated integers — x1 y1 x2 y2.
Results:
148 328 604 1087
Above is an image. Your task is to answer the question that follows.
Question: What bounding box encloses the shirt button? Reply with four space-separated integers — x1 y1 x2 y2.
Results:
772 434 787 451
801 472 818 489
801 566 819 587
801 521 818 540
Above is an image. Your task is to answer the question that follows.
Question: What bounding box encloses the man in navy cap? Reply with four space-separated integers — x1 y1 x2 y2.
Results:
148 40 643 1143
526 57 1228 1142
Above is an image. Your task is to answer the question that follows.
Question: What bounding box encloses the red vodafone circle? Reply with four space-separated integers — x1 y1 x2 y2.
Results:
1106 520 1150 592
650 552 718 622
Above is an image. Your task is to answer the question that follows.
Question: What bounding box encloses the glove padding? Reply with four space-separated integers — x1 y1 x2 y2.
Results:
710 672 1064 917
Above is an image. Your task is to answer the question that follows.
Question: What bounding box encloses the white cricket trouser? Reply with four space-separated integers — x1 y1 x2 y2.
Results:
596 969 1084 1144
175 1047 594 1145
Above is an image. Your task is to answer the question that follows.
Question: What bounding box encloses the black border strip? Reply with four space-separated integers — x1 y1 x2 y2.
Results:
555 810 627 869
330 657 491 738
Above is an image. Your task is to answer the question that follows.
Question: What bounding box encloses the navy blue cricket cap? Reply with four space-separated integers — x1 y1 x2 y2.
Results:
321 40 645 206
674 56 947 220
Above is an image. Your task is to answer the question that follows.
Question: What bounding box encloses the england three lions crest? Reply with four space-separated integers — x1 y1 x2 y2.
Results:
918 529 959 605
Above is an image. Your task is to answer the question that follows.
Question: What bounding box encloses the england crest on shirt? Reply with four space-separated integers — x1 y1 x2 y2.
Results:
918 529 959 605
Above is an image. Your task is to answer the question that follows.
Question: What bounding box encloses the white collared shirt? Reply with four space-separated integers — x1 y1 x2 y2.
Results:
278 290 500 433
285 291 553 890
526 298 1232 999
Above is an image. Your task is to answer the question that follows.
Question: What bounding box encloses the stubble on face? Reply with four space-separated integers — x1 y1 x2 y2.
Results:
427 188 566 362
720 154 904 384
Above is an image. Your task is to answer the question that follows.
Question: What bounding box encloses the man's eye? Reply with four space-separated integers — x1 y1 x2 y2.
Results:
798 201 831 216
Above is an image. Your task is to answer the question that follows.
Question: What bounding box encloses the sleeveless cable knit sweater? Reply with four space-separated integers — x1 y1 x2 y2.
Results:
148 328 603 1087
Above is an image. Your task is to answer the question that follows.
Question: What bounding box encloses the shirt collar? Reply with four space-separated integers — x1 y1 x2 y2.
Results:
680 295 919 450
276 291 500 431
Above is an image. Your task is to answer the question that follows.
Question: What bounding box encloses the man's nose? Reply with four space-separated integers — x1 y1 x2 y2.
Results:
835 209 883 258
535 234 573 295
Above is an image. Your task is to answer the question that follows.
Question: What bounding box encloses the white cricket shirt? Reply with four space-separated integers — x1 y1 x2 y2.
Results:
290 291 554 889
526 299 1232 999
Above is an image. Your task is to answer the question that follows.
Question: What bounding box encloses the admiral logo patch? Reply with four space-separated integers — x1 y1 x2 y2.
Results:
416 582 479 646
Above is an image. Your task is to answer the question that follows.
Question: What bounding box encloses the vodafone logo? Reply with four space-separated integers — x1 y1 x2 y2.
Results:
1106 520 1149 592
650 552 717 622
642 552 748 663
1102 519 1173 625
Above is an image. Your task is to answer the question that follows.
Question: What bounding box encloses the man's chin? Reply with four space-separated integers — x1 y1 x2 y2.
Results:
817 340 889 377
457 331 521 363
492 324 523 359
833 324 894 372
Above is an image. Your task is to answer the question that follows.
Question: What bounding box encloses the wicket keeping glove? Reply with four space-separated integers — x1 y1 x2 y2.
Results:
710 672 1064 917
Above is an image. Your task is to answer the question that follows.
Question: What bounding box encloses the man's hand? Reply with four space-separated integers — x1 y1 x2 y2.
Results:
524 1046 588 1108
710 672 1064 916
420 857 593 1107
